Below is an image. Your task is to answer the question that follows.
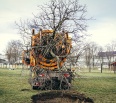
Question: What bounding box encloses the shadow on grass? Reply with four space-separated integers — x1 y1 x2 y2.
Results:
0 89 5 96
21 89 31 91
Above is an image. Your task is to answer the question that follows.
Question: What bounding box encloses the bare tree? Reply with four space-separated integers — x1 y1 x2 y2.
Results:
84 44 92 72
5 40 23 64
98 46 104 73
36 0 88 37
105 42 116 69
90 42 99 68
110 40 116 61
83 42 99 72
15 0 91 73
16 0 89 45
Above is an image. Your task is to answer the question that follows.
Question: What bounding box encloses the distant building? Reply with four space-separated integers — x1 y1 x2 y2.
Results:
0 59 8 66
98 51 116 65
0 54 8 64
76 51 116 69
98 51 116 57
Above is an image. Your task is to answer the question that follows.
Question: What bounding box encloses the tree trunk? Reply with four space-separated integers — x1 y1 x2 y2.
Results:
89 65 91 72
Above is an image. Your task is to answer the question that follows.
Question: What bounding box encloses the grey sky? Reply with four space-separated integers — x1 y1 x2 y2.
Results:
80 0 116 45
0 0 116 54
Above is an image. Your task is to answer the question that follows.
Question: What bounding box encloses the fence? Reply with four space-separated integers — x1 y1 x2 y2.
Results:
0 63 23 69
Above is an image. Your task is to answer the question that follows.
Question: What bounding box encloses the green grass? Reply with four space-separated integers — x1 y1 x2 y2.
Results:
0 68 38 103
73 72 116 103
0 68 116 103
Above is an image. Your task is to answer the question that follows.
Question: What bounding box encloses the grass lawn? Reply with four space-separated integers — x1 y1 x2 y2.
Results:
0 68 38 103
73 72 116 103
0 67 116 103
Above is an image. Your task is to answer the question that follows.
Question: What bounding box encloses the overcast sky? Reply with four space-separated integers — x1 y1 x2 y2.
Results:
0 0 116 54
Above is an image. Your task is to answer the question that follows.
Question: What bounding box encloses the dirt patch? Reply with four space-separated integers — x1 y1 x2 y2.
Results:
31 90 94 103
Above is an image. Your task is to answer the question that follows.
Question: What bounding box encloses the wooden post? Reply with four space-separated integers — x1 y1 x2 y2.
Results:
101 63 103 73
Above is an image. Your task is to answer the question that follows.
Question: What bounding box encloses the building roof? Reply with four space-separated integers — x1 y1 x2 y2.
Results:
0 59 6 63
98 51 116 57
111 62 116 65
